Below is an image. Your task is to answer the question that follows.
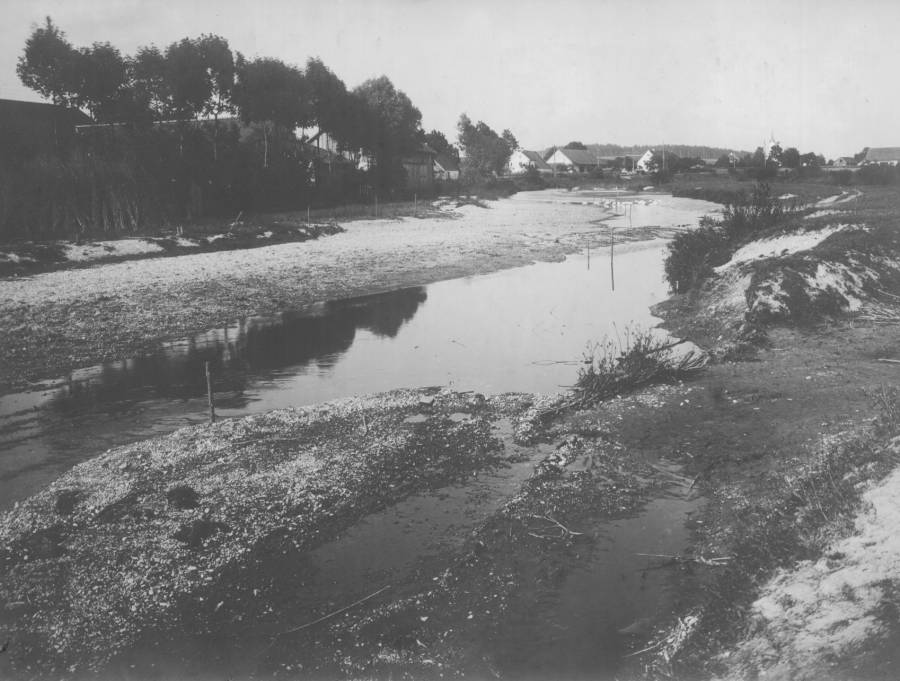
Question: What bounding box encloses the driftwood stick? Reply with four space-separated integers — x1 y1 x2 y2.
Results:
531 514 584 537
275 585 391 637
876 358 900 364
624 639 666 658
637 552 731 567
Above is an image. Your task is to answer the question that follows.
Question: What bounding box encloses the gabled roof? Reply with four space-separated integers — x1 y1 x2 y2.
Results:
434 153 460 172
0 98 92 125
0 98 92 155
555 148 601 165
865 147 900 162
518 149 550 170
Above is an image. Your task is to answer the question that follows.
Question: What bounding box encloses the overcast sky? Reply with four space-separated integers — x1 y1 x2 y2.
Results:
2 0 897 158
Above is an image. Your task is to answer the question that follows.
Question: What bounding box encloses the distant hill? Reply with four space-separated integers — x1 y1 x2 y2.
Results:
541 143 750 160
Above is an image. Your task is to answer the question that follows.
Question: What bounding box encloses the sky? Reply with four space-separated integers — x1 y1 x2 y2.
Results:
2 0 898 159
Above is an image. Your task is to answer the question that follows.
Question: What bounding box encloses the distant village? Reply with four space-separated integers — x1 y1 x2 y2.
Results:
2 95 897 196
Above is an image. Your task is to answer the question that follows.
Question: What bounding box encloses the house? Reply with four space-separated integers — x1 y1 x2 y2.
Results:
402 144 437 192
863 148 900 166
434 153 460 181
0 98 92 159
833 157 856 168
507 149 551 175
636 149 655 172
545 147 602 173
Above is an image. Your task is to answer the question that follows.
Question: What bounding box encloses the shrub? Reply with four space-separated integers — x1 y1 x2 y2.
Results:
664 183 784 292
831 169 854 185
857 164 900 186
664 220 730 292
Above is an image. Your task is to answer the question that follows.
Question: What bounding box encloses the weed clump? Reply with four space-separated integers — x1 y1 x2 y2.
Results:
575 327 706 405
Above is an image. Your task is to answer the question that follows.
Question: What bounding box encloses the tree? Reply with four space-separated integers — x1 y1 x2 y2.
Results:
197 35 235 122
751 147 766 167
129 46 169 121
423 129 458 163
77 42 128 122
233 56 312 167
853 147 870 164
164 38 214 120
353 76 422 193
502 129 519 152
565 141 587 150
782 147 800 169
305 57 349 138
457 114 516 180
17 17 82 110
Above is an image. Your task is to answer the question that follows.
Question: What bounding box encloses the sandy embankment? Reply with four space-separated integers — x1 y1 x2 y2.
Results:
0 196 617 391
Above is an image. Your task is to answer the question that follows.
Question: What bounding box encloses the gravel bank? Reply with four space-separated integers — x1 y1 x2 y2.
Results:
0 194 614 391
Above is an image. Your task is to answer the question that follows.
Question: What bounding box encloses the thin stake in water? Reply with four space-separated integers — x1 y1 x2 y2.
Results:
205 361 216 423
610 222 615 291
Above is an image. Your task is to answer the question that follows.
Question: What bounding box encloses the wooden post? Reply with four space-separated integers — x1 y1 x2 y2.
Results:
205 361 216 423
375 195 378 218
414 193 417 217
610 223 615 291
307 205 310 229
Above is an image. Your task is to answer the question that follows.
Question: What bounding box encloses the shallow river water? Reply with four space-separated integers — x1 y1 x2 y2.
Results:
2 190 716 680
0 191 718 510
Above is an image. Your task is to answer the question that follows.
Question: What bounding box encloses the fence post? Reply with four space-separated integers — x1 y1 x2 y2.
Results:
205 361 216 424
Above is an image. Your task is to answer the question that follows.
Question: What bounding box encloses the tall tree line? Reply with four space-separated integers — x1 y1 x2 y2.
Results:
9 17 425 238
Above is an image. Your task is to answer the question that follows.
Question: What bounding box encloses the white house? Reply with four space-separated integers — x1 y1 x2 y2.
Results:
863 148 900 165
636 149 655 172
507 149 551 175
434 153 460 181
545 148 601 173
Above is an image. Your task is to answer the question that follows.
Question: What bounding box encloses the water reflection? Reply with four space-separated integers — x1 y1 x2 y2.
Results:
46 287 428 415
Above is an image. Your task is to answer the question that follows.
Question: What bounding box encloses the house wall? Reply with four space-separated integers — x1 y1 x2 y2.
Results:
507 150 536 174
403 154 436 191
546 149 574 169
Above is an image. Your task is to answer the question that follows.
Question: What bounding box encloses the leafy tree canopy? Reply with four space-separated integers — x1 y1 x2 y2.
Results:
16 17 81 108
233 55 311 130
565 141 587 150
423 129 458 162
781 147 800 169
457 114 516 180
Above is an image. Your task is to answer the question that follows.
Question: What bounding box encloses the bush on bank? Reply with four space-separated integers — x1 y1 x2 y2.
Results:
664 183 783 292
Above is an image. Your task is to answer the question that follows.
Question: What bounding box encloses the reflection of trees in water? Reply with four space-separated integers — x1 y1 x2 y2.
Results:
341 287 428 338
49 287 427 414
